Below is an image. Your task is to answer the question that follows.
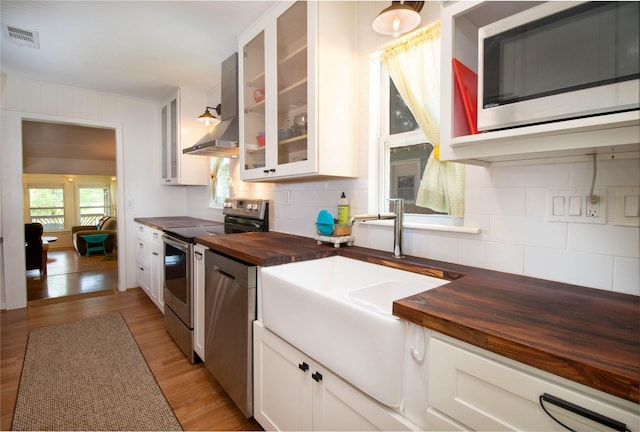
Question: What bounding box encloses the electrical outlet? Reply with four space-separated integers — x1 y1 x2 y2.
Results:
586 195 600 217
548 189 606 224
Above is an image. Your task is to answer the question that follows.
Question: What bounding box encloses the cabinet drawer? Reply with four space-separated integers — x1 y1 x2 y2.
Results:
135 240 147 264
148 228 163 249
135 224 151 242
429 337 639 431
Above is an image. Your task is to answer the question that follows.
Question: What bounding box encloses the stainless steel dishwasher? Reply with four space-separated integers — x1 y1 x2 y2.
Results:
204 250 257 419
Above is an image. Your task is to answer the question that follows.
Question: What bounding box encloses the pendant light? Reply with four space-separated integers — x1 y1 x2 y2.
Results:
372 1 424 37
197 104 222 127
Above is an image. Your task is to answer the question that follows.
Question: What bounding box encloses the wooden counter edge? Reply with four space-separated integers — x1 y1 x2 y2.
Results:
393 298 639 404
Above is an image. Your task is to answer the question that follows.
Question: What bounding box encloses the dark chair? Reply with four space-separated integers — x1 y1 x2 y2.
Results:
25 223 45 274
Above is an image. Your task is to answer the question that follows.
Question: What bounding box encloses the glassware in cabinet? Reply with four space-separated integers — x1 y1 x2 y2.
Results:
276 1 308 167
243 30 267 171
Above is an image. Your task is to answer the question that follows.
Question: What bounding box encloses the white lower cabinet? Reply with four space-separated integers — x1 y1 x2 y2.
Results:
428 336 640 431
253 321 415 431
193 244 207 360
135 223 164 312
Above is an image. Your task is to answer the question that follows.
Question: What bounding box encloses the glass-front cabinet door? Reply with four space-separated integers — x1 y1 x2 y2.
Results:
239 1 357 181
242 30 266 172
276 1 308 169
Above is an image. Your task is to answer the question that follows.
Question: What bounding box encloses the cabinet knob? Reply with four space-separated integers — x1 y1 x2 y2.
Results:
269 168 276 173
298 362 309 372
311 371 323 382
263 169 270 174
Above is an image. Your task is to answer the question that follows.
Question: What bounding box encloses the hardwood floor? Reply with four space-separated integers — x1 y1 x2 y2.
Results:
27 248 117 303
1 288 263 431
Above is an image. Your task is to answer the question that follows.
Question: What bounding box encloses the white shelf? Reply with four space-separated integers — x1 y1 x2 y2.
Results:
439 1 640 165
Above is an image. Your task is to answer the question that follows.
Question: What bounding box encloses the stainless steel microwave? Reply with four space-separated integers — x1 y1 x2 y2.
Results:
477 1 639 132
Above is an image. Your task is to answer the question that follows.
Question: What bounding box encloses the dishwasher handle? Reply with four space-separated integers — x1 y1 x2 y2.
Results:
214 266 236 281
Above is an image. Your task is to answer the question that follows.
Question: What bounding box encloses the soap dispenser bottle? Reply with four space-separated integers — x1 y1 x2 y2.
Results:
338 192 349 225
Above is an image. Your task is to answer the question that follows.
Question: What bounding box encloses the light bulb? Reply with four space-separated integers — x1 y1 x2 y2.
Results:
392 17 400 33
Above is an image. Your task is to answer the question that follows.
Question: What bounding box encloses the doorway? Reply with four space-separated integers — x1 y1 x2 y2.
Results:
22 120 119 303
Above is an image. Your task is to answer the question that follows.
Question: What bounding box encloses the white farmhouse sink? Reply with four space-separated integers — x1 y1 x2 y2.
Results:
259 256 449 408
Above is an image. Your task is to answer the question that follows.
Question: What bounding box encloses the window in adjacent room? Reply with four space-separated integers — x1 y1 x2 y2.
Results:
27 185 65 230
78 185 112 226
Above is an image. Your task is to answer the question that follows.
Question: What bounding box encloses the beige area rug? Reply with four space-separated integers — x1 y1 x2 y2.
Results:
12 313 182 431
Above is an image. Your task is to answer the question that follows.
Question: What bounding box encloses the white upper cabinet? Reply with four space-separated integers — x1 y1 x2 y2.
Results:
161 88 209 185
439 1 640 165
239 1 358 181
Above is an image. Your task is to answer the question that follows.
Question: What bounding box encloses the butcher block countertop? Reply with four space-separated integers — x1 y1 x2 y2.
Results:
195 231 639 404
134 216 221 231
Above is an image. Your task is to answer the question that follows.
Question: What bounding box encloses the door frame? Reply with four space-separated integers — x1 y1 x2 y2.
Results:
1 111 126 309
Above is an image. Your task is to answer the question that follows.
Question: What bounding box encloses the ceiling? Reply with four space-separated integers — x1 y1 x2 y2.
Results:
0 0 276 102
2 1 276 163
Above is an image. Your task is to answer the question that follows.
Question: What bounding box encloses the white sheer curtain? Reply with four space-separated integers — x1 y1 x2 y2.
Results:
381 21 465 218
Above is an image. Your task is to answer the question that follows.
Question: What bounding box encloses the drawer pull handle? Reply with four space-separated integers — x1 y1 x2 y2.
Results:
298 362 309 372
539 393 629 432
311 371 322 382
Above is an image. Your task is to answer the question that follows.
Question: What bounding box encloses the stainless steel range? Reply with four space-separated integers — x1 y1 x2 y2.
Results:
162 198 269 365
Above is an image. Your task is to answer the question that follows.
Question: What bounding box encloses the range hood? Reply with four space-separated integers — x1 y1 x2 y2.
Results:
183 52 239 157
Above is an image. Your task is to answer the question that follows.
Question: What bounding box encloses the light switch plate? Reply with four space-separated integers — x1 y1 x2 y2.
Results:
548 189 607 224
615 187 640 227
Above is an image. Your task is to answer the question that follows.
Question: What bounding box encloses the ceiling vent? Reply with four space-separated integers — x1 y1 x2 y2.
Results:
2 24 40 49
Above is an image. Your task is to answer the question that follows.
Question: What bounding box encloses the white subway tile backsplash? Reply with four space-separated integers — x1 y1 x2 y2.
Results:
404 229 460 264
462 213 490 241
525 188 548 218
525 247 614 290
568 223 640 258
570 158 640 187
492 163 570 187
465 187 526 216
458 239 524 274
491 216 567 249
613 257 640 296
465 165 491 188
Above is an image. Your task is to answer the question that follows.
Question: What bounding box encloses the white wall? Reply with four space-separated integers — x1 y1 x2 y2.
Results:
2 2 637 310
0 76 188 309
190 1 640 295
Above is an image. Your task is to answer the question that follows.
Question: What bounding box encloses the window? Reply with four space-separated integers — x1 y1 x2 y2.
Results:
210 158 231 206
24 174 117 232
78 186 111 226
377 65 445 217
27 186 65 230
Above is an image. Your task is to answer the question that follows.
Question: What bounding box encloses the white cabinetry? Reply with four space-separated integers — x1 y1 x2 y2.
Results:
239 1 357 181
428 335 640 431
193 243 207 360
439 2 640 165
135 223 164 311
161 88 209 185
253 321 415 431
